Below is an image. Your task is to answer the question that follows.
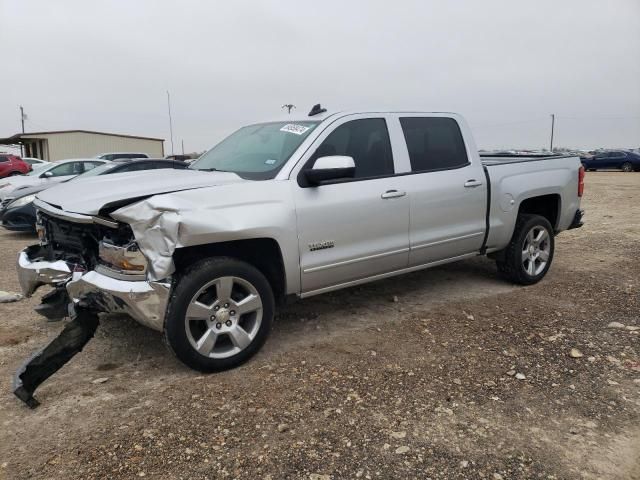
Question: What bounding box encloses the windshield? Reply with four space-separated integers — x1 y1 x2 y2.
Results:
191 121 319 179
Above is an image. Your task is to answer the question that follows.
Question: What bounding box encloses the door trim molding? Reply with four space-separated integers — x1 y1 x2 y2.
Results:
411 231 484 251
300 252 477 298
302 247 410 274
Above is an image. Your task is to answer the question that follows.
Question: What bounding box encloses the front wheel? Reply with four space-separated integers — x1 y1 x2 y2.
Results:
165 257 274 372
496 214 555 285
621 162 633 172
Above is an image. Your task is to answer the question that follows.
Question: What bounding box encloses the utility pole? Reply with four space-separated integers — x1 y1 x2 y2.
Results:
167 91 174 156
181 139 185 155
19 105 25 157
550 114 555 152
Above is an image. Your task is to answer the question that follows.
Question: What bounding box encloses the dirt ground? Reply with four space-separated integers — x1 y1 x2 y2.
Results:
0 172 638 480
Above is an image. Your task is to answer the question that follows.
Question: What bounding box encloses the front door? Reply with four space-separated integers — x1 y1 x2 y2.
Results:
293 116 410 294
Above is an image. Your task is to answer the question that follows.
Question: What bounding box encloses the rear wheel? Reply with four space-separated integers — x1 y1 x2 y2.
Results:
496 214 554 285
621 162 633 172
165 257 274 372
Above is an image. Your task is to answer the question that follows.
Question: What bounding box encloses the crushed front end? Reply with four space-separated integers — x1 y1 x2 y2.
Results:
13 200 172 407
18 203 171 330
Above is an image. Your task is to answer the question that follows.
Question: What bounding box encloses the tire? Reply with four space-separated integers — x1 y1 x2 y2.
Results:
621 162 633 172
496 214 555 285
165 256 274 372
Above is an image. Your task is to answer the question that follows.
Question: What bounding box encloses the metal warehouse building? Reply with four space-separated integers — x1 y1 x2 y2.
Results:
0 130 164 161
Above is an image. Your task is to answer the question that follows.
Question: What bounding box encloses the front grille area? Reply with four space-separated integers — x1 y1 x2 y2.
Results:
40 213 102 268
38 212 135 271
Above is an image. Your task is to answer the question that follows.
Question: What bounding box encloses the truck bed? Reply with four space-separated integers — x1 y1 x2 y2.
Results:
480 153 576 166
480 154 582 253
480 157 573 166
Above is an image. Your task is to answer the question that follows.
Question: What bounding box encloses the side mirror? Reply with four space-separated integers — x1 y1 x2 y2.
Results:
40 171 53 179
304 156 355 186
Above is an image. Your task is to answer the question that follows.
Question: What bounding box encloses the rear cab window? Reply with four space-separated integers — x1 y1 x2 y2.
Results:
399 117 469 172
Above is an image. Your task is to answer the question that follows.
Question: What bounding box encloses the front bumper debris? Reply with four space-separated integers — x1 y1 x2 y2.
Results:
13 307 100 409
16 246 171 331
14 247 173 407
66 269 170 332
17 246 72 297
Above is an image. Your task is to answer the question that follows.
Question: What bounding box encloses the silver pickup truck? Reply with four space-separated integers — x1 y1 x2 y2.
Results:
16 108 585 377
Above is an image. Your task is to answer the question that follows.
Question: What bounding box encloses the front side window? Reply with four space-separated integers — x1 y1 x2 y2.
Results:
192 121 319 180
400 117 469 172
49 162 84 177
307 118 394 179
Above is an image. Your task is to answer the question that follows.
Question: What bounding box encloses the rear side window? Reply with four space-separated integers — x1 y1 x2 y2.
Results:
400 117 469 172
309 118 394 179
82 161 103 171
0 155 8 163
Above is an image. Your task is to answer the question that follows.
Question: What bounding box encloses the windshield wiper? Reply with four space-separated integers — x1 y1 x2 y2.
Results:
196 167 228 172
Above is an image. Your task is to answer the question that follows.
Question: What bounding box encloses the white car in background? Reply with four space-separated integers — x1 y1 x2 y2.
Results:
22 157 50 171
0 158 107 200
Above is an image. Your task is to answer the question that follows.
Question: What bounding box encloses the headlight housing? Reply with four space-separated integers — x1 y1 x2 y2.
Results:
98 240 148 276
7 194 36 209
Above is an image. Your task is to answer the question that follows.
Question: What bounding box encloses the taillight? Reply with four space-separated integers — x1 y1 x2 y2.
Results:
578 165 585 197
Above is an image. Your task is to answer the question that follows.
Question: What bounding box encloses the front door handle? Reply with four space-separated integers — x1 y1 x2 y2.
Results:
464 179 483 188
381 189 406 199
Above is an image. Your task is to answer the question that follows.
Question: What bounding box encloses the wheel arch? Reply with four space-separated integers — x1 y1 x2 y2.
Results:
173 238 287 305
517 194 561 231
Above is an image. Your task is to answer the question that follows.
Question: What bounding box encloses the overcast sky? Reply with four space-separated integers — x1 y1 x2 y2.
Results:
1 0 639 153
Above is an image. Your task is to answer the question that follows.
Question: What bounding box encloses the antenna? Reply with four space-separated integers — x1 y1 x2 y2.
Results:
308 104 327 117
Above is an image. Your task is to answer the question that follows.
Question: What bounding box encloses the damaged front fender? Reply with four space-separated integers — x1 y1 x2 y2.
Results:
110 182 301 294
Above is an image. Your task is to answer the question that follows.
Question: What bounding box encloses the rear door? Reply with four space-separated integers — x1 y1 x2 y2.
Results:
591 153 608 169
393 115 487 266
292 115 410 294
607 151 626 168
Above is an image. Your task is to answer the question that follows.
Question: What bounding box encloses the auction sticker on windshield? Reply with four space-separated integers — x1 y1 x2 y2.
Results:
280 124 310 135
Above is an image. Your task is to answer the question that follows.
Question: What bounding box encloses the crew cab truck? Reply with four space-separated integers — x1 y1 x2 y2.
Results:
16 108 585 377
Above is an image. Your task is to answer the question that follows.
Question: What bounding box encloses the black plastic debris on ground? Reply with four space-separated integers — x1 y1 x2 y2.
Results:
12 308 100 409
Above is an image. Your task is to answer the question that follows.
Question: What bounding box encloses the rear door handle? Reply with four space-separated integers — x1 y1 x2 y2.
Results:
381 189 406 199
464 179 483 188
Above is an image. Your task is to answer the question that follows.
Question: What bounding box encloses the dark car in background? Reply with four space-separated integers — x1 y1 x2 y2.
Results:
0 154 32 178
581 150 640 172
96 152 150 160
0 158 188 232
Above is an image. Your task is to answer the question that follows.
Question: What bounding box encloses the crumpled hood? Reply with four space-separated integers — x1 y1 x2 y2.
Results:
36 169 246 215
